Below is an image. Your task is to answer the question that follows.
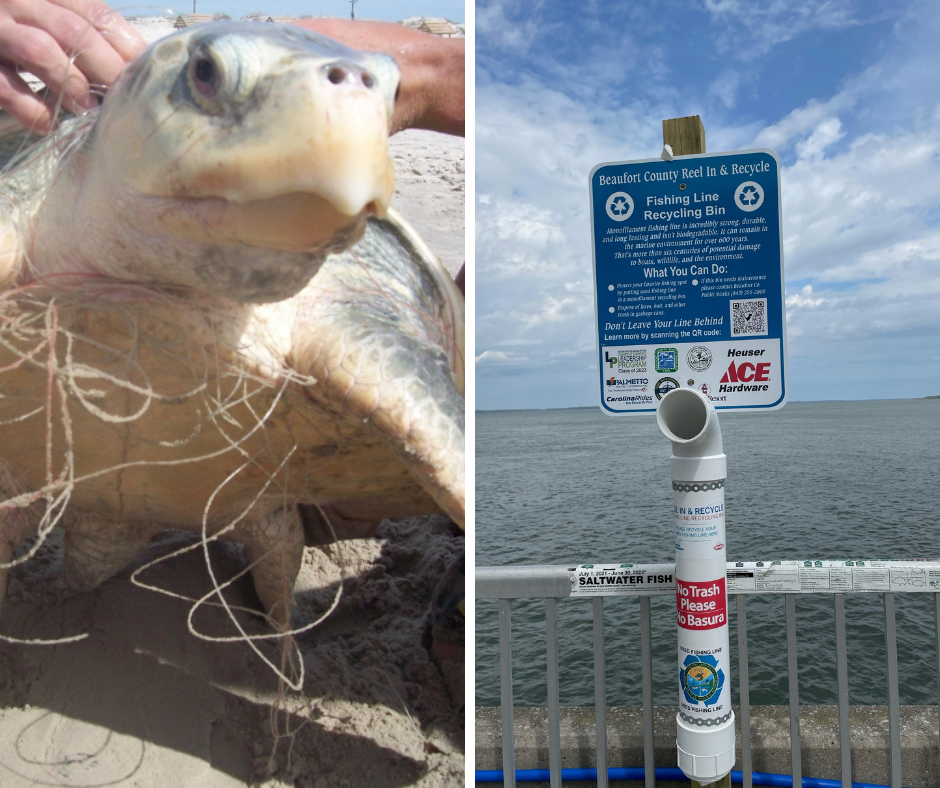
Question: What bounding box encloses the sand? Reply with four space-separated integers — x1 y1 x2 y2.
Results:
0 17 465 788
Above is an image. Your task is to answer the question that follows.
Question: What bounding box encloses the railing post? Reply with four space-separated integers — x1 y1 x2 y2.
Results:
499 598 516 788
936 593 940 777
884 593 901 788
545 597 562 788
640 596 655 788
593 597 608 788
833 593 852 788
736 594 752 788
785 594 802 787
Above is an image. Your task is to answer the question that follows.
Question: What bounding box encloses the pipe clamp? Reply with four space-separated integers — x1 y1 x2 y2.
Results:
680 710 733 727
672 480 725 492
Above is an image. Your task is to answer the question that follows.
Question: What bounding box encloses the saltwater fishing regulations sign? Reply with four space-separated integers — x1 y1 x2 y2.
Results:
589 150 788 413
568 560 940 596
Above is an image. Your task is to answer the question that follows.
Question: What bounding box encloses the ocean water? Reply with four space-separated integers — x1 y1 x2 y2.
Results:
475 399 940 708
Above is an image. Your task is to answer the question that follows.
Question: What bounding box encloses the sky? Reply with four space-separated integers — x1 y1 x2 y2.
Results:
118 0 463 23
476 0 940 410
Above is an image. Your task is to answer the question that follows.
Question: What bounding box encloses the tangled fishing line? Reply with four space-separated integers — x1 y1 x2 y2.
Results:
0 284 353 691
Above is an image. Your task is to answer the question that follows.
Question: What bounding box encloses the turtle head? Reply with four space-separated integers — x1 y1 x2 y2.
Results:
104 23 396 248
32 23 399 301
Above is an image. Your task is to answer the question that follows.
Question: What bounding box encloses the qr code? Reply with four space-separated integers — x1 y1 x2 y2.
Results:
731 298 768 336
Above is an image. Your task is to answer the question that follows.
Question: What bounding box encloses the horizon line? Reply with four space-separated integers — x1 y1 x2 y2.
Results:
476 395 940 413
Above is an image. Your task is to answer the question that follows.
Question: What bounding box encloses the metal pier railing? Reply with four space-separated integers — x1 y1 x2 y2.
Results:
477 562 940 788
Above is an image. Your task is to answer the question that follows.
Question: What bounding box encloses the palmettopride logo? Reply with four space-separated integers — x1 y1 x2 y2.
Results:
679 654 725 706
680 653 725 706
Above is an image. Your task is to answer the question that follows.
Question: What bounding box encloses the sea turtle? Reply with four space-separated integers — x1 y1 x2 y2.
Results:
0 22 464 636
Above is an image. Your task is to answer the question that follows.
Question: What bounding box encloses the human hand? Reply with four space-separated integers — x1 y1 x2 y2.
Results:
293 18 464 137
0 0 145 133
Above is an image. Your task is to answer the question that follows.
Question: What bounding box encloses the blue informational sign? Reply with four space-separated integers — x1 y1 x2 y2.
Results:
589 150 788 414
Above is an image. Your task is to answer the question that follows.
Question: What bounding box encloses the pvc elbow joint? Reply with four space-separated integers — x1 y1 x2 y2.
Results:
656 387 727 481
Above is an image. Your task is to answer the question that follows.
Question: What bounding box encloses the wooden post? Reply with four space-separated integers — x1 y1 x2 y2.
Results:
662 115 706 156
664 114 732 788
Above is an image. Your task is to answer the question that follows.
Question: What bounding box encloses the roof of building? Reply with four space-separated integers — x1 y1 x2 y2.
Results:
417 19 458 35
173 14 221 28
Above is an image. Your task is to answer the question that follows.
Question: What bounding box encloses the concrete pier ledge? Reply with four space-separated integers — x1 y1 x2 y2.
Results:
475 706 940 787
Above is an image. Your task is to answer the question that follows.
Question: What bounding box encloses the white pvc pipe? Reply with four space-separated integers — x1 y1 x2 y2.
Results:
657 388 735 784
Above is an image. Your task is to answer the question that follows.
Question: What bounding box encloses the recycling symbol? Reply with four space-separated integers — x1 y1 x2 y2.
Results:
734 181 764 212
606 192 634 221
680 653 725 706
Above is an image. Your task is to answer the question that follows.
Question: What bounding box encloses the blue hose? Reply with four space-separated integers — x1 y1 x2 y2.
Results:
474 767 909 788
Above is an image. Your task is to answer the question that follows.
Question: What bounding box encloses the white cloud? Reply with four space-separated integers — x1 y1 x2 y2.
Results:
786 284 826 308
708 70 743 109
521 292 590 329
753 95 856 151
475 199 567 259
794 117 846 160
703 0 868 60
475 349 531 366
476 0 547 54
781 124 940 282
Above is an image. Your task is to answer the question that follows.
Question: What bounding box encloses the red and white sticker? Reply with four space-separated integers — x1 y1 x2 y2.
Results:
676 577 727 630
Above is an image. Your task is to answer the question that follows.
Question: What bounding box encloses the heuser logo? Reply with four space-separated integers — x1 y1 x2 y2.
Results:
720 361 770 383
676 577 727 630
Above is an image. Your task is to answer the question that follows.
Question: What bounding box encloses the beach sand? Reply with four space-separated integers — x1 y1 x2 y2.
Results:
0 17 465 787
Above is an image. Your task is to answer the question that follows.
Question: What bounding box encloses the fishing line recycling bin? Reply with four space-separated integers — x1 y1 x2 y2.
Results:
589 143 788 784
658 387 735 783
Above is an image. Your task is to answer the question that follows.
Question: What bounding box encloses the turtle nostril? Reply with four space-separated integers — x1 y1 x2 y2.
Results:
361 72 375 89
327 66 347 85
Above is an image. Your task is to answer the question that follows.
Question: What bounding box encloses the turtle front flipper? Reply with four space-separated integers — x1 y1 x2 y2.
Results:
291 210 465 528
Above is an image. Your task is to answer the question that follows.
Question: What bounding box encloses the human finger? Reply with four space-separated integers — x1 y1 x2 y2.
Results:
46 0 145 62
7 0 138 96
0 62 56 133
0 24 96 114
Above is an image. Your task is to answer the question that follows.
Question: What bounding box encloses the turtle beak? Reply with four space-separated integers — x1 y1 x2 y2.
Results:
254 49 400 219
224 53 397 219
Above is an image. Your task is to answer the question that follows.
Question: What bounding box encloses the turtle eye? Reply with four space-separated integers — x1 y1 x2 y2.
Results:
187 46 226 111
193 55 219 97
